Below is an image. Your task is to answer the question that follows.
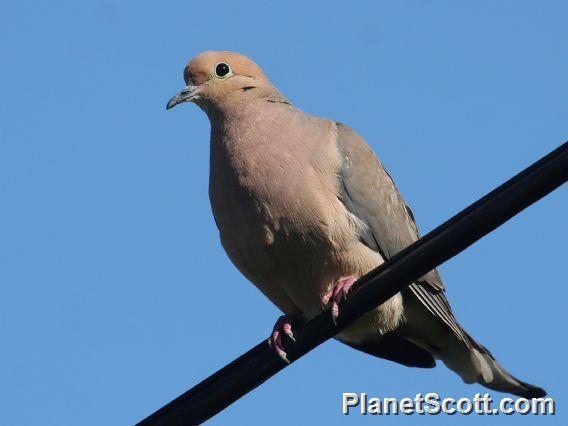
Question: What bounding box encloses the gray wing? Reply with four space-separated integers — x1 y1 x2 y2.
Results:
334 122 466 343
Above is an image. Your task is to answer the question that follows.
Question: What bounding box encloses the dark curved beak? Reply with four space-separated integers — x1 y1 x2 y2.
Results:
166 85 199 110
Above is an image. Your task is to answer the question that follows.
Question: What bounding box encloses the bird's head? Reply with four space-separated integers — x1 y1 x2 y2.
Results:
167 51 286 114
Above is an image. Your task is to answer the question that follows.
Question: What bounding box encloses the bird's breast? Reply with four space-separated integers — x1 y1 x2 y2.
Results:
206 108 368 315
208 116 339 247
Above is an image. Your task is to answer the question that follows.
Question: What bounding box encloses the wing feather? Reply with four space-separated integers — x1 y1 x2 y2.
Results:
334 122 466 343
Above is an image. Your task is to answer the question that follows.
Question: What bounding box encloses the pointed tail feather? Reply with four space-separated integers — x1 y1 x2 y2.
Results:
436 327 547 398
464 331 546 398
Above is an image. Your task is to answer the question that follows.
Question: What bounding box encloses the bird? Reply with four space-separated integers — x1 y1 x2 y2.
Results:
166 50 545 398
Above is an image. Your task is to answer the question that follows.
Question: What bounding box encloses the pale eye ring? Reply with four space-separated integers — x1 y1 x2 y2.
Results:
214 62 232 78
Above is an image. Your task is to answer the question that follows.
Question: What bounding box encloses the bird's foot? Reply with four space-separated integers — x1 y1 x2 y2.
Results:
268 314 298 364
321 276 358 325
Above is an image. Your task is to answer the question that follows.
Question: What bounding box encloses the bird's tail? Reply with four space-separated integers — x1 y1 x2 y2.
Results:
441 328 546 398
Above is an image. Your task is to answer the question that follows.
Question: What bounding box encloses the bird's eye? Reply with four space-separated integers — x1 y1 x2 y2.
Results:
214 62 232 78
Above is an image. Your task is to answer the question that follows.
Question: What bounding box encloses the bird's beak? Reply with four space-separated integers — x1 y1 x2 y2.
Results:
166 85 199 110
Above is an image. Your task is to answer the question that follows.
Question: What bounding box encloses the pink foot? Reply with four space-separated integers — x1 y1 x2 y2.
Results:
268 314 297 364
321 276 358 324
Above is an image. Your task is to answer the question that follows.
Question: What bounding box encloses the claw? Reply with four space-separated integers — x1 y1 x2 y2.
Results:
282 321 296 342
268 314 297 363
321 276 358 325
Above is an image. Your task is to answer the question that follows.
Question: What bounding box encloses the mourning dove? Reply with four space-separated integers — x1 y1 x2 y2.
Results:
167 51 545 398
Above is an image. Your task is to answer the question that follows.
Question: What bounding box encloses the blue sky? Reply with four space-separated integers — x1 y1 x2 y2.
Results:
1 1 567 424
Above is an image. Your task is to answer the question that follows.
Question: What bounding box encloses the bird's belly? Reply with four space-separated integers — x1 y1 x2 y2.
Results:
210 173 404 342
217 205 338 315
215 203 404 343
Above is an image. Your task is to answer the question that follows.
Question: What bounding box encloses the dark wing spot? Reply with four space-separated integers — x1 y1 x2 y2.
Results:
384 167 395 184
405 204 416 222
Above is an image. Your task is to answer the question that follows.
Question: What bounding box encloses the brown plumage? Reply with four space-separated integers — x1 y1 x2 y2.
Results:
167 50 545 398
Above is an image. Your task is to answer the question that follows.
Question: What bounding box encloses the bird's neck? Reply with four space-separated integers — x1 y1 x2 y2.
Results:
202 85 290 123
208 97 294 172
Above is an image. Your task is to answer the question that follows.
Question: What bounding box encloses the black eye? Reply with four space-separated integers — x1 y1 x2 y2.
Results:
215 62 231 78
